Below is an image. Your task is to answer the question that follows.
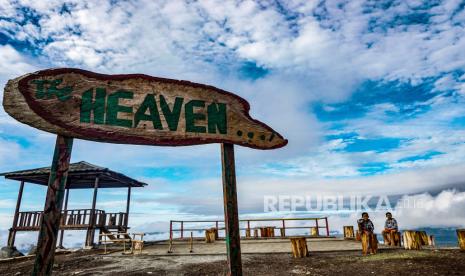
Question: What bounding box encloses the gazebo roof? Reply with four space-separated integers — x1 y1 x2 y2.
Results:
0 161 147 189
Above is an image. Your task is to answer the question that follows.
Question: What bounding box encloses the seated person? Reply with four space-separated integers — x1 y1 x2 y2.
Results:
382 212 399 246
357 212 377 255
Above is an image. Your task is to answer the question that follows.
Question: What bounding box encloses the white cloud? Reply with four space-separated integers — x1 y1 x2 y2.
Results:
1 0 465 248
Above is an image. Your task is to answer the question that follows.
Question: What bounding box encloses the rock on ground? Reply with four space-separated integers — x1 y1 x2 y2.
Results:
0 247 24 259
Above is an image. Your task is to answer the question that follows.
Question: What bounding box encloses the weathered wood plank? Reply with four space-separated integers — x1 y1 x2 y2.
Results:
32 135 73 276
221 143 242 275
3 68 287 150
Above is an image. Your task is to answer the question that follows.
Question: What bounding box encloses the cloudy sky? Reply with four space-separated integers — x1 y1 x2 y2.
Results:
1 0 465 248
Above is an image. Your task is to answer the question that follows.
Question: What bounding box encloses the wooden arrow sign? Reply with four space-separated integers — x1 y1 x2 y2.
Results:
3 68 287 149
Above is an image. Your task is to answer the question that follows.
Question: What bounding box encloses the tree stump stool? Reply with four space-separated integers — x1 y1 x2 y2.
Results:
417 231 428 246
457 229 465 251
267 227 275 237
290 237 309 258
402 230 421 250
382 231 401 246
259 227 267 237
253 229 259 238
205 228 216 243
280 228 286 237
428 235 435 246
212 227 218 239
245 228 251 238
259 227 275 237
361 233 378 255
310 227 319 236
343 226 355 239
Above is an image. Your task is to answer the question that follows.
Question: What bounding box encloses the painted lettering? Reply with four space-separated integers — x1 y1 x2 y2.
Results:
80 88 106 124
159 95 183 131
134 94 163 129
106 90 133 128
207 102 227 134
185 100 206 133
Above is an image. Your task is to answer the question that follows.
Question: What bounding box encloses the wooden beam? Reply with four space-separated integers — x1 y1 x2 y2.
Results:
221 143 242 276
7 181 25 247
85 176 99 247
32 135 73 276
124 186 131 229
58 188 70 248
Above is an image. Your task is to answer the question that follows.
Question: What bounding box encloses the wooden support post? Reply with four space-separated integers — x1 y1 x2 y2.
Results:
221 143 242 276
58 188 70 249
315 219 319 236
282 219 285 237
189 232 194 253
85 176 99 248
169 221 173 240
8 181 25 247
32 135 73 276
181 221 184 239
124 186 131 230
325 217 329 236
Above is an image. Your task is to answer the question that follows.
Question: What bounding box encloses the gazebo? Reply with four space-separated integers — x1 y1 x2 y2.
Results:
1 161 147 248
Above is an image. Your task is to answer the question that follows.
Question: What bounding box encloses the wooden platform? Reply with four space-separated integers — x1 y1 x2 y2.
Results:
106 237 392 256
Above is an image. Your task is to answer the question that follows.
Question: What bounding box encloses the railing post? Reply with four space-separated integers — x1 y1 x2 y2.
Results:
169 221 173 240
86 177 99 248
181 221 184 239
124 186 131 230
315 219 319 236
58 188 70 249
325 217 329 236
8 181 25 248
282 219 285 237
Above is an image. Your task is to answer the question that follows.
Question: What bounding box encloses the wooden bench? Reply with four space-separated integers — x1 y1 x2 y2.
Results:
99 231 131 254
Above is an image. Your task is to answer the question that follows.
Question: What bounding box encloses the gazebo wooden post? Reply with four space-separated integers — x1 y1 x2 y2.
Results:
32 135 73 276
7 180 25 248
85 176 100 248
58 187 70 249
124 185 131 230
221 143 242 276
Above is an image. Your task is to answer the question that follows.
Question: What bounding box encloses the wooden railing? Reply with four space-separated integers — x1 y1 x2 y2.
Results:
98 212 127 229
170 217 330 240
61 209 104 228
13 209 128 230
16 211 43 230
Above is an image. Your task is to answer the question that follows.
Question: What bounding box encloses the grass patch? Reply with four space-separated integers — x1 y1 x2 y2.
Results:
360 251 432 262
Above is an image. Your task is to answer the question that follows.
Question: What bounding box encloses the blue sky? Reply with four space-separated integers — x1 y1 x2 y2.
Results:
1 0 465 247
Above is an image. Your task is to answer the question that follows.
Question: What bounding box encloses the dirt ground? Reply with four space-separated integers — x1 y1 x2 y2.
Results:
1 249 464 275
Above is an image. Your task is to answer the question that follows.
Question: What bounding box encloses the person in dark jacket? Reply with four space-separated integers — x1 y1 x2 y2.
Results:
357 212 377 255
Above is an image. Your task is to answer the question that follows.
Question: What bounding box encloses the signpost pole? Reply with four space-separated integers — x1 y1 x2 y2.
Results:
32 135 74 276
221 143 242 276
